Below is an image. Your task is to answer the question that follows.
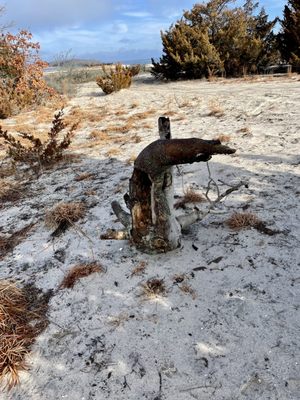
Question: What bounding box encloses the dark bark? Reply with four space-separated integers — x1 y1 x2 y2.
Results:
109 117 236 253
134 138 235 178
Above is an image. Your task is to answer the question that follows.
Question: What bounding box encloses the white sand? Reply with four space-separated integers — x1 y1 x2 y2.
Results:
1 74 300 399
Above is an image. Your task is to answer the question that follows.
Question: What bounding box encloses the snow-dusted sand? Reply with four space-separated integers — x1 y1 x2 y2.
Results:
1 74 300 399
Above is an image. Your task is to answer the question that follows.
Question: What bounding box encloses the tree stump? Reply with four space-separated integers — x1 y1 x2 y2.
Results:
109 117 236 253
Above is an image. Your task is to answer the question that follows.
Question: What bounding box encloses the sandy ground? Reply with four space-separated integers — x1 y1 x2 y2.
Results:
1 74 300 400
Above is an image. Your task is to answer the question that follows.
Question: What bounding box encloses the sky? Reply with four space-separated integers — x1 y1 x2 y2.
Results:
1 0 286 63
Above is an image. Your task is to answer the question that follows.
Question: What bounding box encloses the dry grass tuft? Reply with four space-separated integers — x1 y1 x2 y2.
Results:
131 261 147 277
0 281 50 390
174 187 206 209
207 100 225 117
226 212 260 230
179 283 197 299
140 278 166 299
45 202 86 230
60 263 104 289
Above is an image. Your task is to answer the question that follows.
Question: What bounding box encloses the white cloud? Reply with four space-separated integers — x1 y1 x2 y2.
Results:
123 11 153 18
2 0 284 61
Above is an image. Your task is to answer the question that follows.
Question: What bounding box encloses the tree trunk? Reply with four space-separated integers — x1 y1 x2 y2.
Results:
110 117 236 253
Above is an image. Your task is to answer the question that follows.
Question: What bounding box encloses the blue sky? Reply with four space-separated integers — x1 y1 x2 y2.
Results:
1 0 286 62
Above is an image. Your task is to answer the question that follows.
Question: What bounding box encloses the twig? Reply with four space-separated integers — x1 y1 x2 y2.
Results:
205 162 220 202
180 383 221 392
210 180 247 208
153 371 163 400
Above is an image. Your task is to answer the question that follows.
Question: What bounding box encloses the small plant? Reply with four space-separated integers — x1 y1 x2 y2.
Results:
45 201 86 234
0 109 77 171
60 263 104 289
140 278 166 299
96 63 132 94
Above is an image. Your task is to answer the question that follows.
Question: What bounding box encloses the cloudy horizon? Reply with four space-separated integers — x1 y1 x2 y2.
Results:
1 0 286 63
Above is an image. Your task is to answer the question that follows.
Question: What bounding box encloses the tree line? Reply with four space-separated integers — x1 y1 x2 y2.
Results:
152 0 300 79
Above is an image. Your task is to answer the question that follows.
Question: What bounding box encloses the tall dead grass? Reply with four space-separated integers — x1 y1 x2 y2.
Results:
0 281 49 390
60 263 104 289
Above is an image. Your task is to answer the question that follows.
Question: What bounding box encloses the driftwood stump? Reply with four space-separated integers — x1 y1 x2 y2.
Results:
109 117 236 253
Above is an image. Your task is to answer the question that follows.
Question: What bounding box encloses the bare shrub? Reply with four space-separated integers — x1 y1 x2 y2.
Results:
45 202 85 230
96 63 132 94
0 30 56 119
0 281 49 390
0 109 77 171
60 263 104 289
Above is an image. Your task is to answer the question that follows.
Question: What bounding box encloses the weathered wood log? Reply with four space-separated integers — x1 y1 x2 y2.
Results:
108 117 236 253
134 138 235 178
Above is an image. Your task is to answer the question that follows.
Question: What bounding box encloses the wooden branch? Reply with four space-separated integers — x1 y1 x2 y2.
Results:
111 200 131 228
134 138 236 177
176 180 248 229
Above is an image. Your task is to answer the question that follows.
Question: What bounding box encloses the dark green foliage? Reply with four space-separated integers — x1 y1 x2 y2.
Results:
152 0 278 80
279 0 300 69
0 109 77 170
152 21 222 79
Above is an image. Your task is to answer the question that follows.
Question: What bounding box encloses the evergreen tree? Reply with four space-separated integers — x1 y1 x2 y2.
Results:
152 20 222 80
152 0 277 79
280 0 300 69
